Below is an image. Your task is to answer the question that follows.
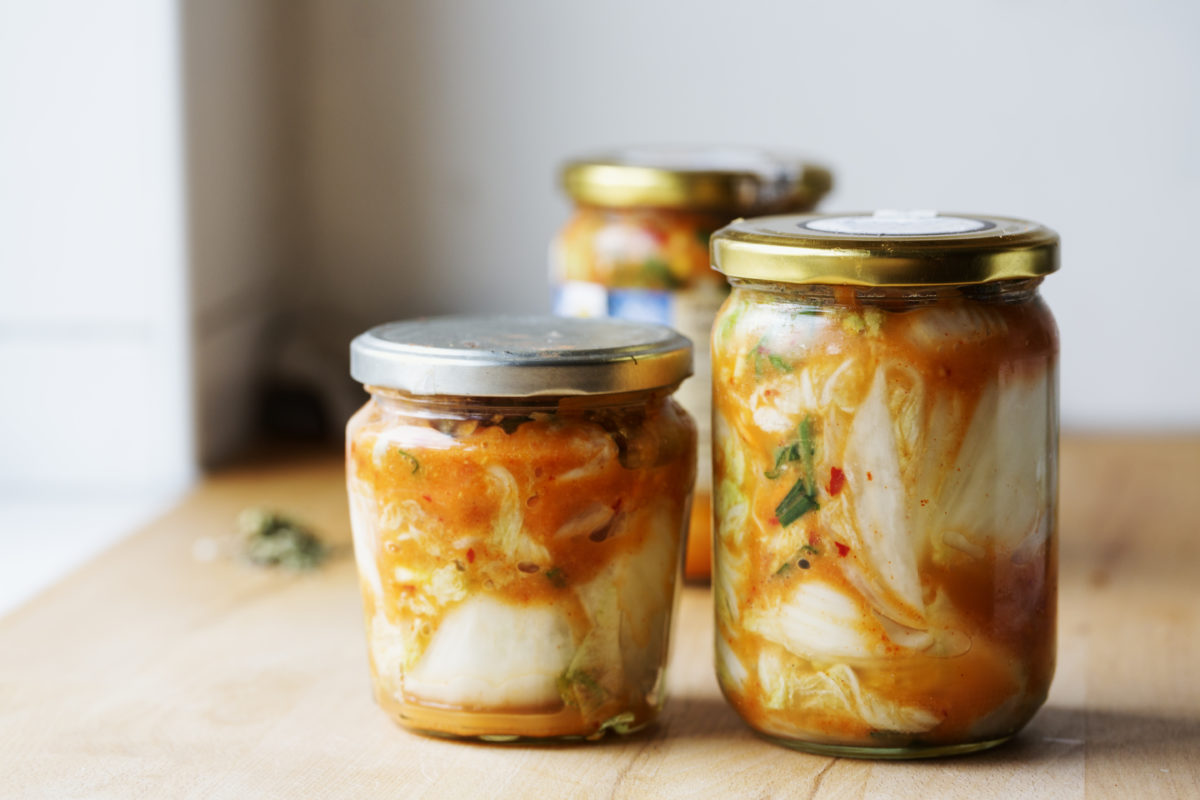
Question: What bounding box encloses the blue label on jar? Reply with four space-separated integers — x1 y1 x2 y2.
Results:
607 289 672 326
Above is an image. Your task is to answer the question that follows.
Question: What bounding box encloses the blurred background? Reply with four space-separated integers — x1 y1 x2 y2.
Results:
2 0 1197 611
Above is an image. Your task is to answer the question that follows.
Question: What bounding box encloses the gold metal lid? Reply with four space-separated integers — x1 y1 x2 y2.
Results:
561 146 832 213
711 210 1059 286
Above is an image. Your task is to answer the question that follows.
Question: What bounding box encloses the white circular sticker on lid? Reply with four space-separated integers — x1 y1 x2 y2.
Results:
614 146 789 179
803 210 992 236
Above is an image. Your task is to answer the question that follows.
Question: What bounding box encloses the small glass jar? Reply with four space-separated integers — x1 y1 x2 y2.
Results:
709 212 1059 758
551 147 832 580
346 315 696 741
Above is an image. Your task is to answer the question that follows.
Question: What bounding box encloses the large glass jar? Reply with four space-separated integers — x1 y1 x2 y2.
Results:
551 147 832 580
346 315 696 741
709 212 1059 758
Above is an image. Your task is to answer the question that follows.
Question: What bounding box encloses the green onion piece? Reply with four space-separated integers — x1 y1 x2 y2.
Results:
396 449 420 474
764 442 801 479
776 476 819 527
643 258 684 289
798 415 816 480
544 566 567 588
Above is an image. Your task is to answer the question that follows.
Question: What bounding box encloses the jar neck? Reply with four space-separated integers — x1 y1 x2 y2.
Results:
574 203 736 225
727 277 1044 310
366 386 677 419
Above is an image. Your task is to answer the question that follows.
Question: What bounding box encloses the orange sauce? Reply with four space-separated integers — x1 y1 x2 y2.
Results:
684 491 712 580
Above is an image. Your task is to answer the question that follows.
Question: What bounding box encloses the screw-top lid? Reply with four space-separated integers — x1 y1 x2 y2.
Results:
712 210 1059 286
561 146 832 213
350 315 693 397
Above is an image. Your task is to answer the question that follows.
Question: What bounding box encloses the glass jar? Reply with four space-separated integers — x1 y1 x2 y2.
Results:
709 212 1059 758
551 147 832 580
346 315 696 741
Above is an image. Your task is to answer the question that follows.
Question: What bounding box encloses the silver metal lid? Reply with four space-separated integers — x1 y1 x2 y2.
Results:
350 315 693 397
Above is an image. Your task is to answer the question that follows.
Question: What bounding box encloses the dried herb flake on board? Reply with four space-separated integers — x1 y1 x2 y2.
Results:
236 508 328 570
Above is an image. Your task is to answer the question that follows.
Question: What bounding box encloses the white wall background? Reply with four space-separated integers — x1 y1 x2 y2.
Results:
0 0 193 610
0 0 290 612
292 0 1200 429
0 0 192 493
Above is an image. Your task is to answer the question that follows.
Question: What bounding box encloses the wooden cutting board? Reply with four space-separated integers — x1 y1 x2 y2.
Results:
2 436 1197 799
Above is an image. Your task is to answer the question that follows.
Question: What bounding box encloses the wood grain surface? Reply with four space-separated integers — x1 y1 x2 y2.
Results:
2 436 1198 799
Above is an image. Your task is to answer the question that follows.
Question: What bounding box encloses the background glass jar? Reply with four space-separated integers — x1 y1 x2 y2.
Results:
551 147 832 580
347 315 696 741
709 212 1060 758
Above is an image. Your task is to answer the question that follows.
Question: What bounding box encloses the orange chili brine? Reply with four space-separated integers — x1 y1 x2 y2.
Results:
346 316 695 741
710 213 1060 758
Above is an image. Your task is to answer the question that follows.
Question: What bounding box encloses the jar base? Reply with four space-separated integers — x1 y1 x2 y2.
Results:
758 733 1014 760
385 695 655 743
401 718 655 745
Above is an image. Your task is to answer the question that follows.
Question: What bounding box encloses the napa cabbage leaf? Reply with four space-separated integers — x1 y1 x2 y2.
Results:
791 663 940 734
406 595 574 710
840 365 926 626
486 463 551 565
744 579 881 661
561 576 624 720
935 371 1053 550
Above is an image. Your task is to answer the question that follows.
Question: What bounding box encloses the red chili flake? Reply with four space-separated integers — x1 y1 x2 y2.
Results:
919 499 929 508
827 466 845 496
866 471 874 481
835 541 850 557
421 494 432 502
768 516 780 526
466 548 475 564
